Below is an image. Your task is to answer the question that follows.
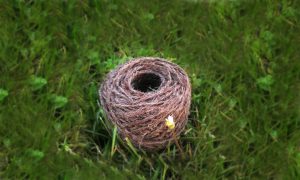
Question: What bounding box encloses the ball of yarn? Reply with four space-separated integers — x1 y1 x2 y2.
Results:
99 57 191 151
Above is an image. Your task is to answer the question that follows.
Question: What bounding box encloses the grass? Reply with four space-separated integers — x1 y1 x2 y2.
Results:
0 0 300 179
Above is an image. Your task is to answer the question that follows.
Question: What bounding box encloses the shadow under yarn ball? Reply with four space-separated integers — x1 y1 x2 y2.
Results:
99 57 191 151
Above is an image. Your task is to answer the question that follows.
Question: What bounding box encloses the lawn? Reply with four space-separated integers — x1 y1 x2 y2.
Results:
0 0 300 179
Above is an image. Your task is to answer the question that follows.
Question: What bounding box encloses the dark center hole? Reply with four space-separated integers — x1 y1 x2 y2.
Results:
131 73 162 92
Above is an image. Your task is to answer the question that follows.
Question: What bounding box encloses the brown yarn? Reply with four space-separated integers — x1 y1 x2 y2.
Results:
99 57 191 151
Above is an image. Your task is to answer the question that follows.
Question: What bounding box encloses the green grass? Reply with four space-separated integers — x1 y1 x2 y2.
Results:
1 0 300 179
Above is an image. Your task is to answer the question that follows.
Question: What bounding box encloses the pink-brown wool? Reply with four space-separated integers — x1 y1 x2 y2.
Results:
99 57 191 151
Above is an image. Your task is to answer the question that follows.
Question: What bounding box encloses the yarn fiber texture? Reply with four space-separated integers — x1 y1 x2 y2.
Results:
99 57 191 151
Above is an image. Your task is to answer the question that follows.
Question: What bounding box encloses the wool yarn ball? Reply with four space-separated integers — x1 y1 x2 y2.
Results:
99 57 191 151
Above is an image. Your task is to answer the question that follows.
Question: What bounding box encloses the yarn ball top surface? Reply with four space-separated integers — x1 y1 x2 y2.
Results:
99 57 191 151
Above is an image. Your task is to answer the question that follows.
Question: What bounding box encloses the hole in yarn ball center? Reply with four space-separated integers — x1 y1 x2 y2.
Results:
131 73 162 92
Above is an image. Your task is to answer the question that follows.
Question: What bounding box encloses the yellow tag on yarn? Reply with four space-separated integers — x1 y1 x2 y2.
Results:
165 115 175 130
